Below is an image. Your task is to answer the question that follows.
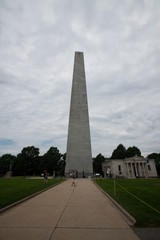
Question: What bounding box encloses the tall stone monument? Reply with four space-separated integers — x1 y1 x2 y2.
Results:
65 52 93 178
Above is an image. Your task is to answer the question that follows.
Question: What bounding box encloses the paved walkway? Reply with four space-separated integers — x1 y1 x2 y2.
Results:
0 179 140 240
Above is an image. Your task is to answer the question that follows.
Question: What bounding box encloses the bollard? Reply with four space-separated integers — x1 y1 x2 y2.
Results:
114 180 116 196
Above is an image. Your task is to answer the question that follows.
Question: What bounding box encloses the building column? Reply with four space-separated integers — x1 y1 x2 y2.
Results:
126 163 130 178
128 162 132 178
142 163 146 178
131 163 135 178
135 163 138 177
141 163 144 177
144 163 148 178
138 163 142 177
139 163 142 177
105 167 107 178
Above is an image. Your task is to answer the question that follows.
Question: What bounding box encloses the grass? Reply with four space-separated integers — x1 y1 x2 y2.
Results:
0 177 65 210
94 178 160 227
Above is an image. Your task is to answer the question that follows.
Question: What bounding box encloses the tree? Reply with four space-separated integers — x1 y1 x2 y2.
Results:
13 146 40 176
0 154 16 176
42 147 61 175
12 153 24 176
126 146 141 158
111 144 126 159
147 152 160 176
93 153 105 176
147 153 160 161
57 153 66 177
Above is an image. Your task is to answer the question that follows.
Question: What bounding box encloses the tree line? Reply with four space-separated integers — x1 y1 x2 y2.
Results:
93 144 160 176
0 146 66 177
0 143 160 177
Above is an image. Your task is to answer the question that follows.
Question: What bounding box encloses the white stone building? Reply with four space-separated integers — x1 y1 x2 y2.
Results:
102 156 158 179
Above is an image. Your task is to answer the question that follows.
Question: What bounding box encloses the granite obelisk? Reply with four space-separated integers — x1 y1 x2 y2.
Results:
65 52 93 178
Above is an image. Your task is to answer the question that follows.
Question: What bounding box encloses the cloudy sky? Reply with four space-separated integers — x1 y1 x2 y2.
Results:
0 0 160 158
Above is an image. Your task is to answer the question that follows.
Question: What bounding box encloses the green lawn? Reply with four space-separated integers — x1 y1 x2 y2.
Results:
0 177 65 210
94 178 160 227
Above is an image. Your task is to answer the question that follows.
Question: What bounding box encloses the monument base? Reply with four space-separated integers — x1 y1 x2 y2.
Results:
6 171 12 178
65 170 93 178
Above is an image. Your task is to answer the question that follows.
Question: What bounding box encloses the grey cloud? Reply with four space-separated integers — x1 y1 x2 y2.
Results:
0 0 160 157
0 138 15 146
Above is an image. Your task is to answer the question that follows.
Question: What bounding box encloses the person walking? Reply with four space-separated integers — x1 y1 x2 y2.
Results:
44 170 48 184
71 171 76 187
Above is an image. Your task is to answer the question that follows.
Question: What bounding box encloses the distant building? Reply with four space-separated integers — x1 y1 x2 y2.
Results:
102 156 158 178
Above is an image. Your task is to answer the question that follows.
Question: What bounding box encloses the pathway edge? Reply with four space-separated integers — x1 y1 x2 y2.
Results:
92 179 136 226
0 179 66 215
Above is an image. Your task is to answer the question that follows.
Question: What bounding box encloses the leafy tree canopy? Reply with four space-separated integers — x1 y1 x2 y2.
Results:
12 146 40 176
21 146 39 158
126 146 141 158
147 153 160 162
42 147 61 175
111 144 126 159
0 154 16 176
93 153 105 176
111 144 141 159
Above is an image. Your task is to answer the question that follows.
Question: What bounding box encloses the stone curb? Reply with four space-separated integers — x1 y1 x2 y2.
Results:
92 179 136 226
0 179 66 215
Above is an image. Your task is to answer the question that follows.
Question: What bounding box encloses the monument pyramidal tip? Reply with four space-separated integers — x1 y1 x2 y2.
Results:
65 52 93 178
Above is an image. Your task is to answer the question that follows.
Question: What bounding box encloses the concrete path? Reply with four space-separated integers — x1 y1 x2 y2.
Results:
0 179 140 240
